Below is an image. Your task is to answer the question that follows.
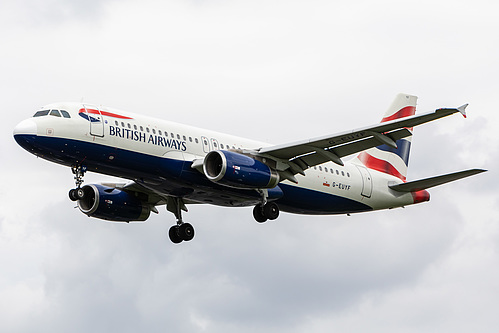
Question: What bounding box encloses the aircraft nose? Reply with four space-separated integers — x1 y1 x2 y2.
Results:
13 119 37 136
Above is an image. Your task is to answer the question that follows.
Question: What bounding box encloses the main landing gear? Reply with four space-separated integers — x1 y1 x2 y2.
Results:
68 165 87 201
253 202 280 223
167 197 195 244
253 189 280 223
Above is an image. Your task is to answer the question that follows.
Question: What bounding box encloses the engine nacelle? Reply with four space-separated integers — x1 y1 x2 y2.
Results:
77 184 151 222
203 150 280 189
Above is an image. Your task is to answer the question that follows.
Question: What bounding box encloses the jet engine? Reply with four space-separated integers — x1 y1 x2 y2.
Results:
203 150 279 189
77 184 151 222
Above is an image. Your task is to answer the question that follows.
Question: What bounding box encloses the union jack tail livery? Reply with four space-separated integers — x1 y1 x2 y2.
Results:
356 93 417 181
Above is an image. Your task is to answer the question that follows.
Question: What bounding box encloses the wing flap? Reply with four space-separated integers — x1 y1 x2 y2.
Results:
389 169 486 192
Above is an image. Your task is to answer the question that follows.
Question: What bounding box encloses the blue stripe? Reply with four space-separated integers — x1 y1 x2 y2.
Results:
376 139 411 165
278 184 372 214
14 134 373 215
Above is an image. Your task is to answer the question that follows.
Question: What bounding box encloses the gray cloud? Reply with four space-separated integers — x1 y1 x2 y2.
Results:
2 0 498 332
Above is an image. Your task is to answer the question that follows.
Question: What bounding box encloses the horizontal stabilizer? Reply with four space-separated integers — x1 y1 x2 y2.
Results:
389 169 486 192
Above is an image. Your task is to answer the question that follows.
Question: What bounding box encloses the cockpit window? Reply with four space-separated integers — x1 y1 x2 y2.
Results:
33 110 50 117
60 110 71 118
33 109 71 118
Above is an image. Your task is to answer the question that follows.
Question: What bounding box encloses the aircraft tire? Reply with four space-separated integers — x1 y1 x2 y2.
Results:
69 189 78 201
76 187 85 200
169 225 183 244
179 223 195 241
264 202 279 220
253 205 268 223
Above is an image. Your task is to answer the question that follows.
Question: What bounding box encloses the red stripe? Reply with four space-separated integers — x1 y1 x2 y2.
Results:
411 190 430 203
358 152 406 181
79 108 133 120
381 106 415 123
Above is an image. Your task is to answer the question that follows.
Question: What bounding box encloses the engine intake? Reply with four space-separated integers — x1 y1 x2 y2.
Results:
77 184 151 222
203 150 279 189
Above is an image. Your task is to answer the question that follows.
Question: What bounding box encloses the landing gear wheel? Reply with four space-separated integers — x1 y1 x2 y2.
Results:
69 189 78 201
75 187 85 200
179 223 195 241
253 202 280 222
169 225 183 244
253 204 268 223
264 202 279 220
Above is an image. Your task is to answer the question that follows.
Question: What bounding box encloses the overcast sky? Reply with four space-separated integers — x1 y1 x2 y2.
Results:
1 0 498 332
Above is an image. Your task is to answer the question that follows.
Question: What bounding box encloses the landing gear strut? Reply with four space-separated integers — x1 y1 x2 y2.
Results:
253 189 280 223
167 197 194 244
69 165 87 201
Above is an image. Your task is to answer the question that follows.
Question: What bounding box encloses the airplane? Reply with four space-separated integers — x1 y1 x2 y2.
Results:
13 93 486 243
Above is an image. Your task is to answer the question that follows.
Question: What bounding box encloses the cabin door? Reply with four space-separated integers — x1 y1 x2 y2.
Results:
356 165 373 198
83 104 105 137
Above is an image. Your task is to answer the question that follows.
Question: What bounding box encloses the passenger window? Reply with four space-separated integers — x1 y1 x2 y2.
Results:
183 135 186 141
146 127 150 133
134 124 137 130
140 126 144 131
336 170 339 175
121 122 125 127
127 123 131 129
50 110 61 117
319 166 322 171
164 131 168 137
221 144 224 149
324 167 328 172
189 137 192 142
171 133 174 138
195 138 199 144
152 128 156 134
341 171 345 176
60 110 71 118
158 130 162 136
115 121 119 126
347 172 350 177
177 134 180 140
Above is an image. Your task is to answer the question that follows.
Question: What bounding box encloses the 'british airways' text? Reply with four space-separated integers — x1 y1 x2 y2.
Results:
109 126 187 151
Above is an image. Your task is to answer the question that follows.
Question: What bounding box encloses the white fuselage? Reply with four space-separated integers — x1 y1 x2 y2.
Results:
14 102 419 216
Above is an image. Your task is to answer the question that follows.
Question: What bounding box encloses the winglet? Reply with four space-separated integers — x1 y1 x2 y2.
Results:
457 104 468 118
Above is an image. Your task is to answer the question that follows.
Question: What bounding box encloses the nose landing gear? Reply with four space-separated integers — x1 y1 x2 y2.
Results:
69 165 87 201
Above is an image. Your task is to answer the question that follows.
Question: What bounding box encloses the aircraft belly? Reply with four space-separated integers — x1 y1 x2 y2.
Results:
277 183 373 215
16 134 374 213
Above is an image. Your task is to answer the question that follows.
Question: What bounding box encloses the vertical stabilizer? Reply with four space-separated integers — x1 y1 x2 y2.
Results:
356 93 417 181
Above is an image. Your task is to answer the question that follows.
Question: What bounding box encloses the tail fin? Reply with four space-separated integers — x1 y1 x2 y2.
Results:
356 93 417 181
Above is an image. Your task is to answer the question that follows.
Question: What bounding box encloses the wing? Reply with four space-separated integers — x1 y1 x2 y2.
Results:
252 105 467 181
100 181 199 215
